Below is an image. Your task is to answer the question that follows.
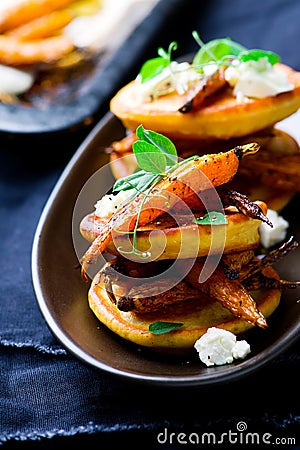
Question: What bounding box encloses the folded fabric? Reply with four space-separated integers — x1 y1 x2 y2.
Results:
0 343 299 444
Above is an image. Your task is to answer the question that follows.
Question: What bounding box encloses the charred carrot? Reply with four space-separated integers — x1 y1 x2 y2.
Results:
107 279 200 313
178 68 227 113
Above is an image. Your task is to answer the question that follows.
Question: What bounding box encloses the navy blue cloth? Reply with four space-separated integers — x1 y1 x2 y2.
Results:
0 0 299 448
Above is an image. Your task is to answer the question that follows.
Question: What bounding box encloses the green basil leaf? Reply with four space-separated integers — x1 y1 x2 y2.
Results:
149 321 183 335
136 125 177 166
139 56 169 83
239 49 280 65
133 141 167 174
193 37 246 66
193 211 228 225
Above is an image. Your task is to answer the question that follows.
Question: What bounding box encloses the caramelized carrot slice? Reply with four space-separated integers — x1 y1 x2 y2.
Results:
6 10 74 41
0 0 76 33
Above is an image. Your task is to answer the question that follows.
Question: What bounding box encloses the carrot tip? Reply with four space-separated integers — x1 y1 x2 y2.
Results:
235 142 260 160
257 316 268 328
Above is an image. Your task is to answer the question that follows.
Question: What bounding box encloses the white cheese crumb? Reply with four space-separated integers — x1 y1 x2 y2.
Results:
259 209 289 248
225 58 294 99
232 340 251 360
194 327 251 367
0 64 35 95
94 189 135 218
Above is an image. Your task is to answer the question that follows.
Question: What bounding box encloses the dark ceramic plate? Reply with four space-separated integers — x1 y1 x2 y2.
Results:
0 55 105 134
31 111 300 387
0 0 166 135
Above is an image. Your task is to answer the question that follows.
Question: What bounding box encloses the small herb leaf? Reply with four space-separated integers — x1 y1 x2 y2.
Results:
193 211 228 225
149 321 183 335
113 125 179 194
239 49 280 65
113 170 145 191
139 57 169 83
135 124 148 141
113 170 158 192
133 141 167 174
136 125 177 166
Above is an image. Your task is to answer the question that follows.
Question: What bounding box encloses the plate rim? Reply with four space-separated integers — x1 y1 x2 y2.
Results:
31 111 300 387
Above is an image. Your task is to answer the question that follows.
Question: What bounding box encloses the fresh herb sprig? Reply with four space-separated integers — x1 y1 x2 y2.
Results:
138 41 178 84
192 32 246 67
112 126 179 258
192 31 280 70
113 125 178 194
137 32 281 87
134 124 178 171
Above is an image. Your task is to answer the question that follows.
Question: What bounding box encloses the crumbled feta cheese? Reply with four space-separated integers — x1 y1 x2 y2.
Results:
137 61 202 102
232 340 251 360
94 189 135 218
225 58 294 99
138 54 294 104
202 63 219 77
259 209 289 248
194 327 251 367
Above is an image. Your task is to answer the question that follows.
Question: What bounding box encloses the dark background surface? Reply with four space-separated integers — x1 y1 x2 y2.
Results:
0 0 299 448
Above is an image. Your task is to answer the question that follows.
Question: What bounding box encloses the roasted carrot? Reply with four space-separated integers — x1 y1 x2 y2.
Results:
108 133 138 154
6 10 74 41
0 0 76 33
239 237 298 282
171 187 271 227
80 143 259 278
0 35 74 65
109 279 200 313
184 260 268 328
